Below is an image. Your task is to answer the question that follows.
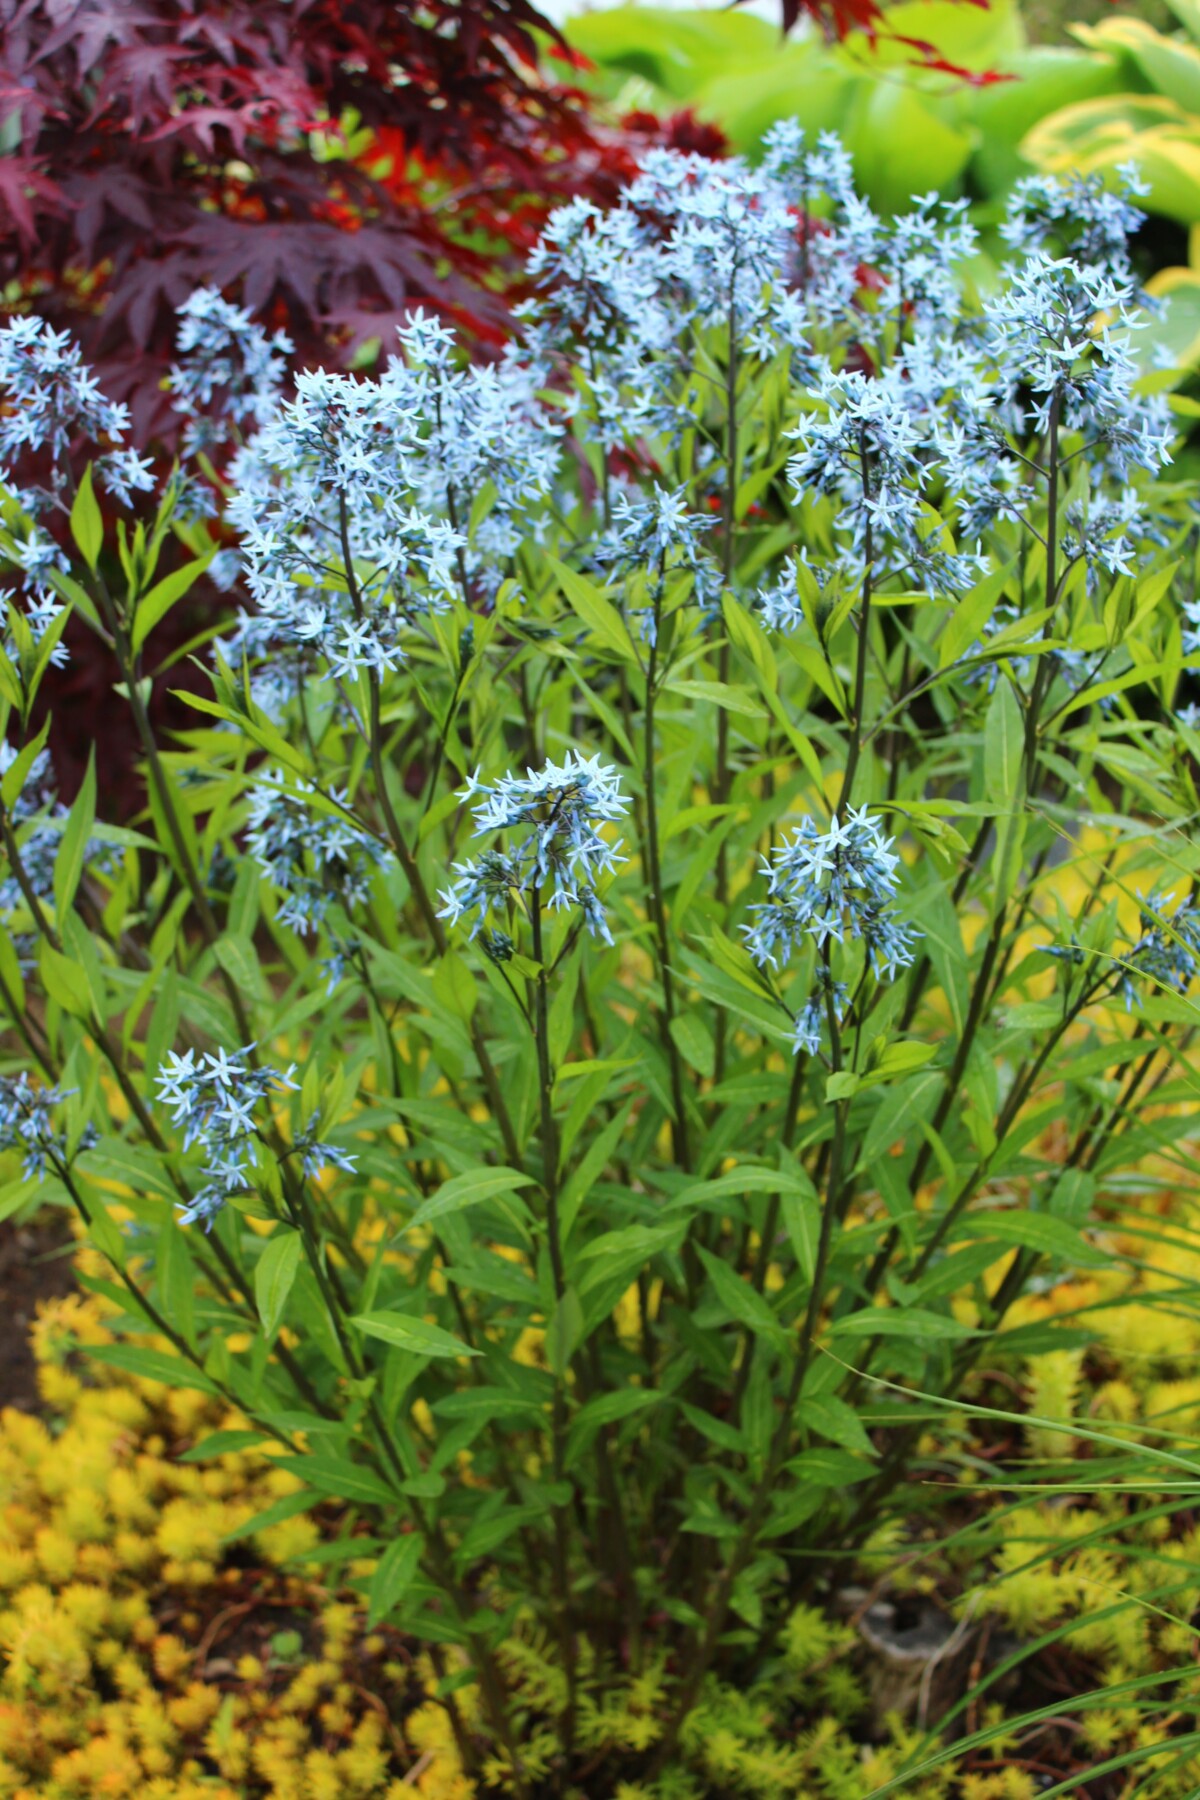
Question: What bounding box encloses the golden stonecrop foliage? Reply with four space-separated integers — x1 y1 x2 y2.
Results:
0 1271 474 1800
5 1183 1200 1800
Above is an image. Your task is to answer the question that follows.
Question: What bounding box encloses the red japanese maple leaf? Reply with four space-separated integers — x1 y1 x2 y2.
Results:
777 0 998 83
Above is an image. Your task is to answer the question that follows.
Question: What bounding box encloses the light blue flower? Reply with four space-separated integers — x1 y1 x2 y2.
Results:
439 752 629 947
744 809 920 1058
155 1047 348 1228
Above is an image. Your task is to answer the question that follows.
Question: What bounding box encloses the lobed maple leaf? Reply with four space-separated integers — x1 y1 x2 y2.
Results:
0 0 664 447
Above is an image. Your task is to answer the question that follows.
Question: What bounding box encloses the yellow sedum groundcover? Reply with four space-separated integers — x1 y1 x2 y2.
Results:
0 1279 468 1800
6 1201 1200 1800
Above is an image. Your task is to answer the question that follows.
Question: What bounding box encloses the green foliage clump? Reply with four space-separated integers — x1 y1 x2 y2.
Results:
1 119 1199 1799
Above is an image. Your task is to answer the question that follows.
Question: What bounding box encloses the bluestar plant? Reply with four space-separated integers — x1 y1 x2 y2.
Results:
0 125 1197 1799
1119 893 1200 1012
169 286 294 455
0 316 155 649
154 1047 355 1228
0 740 116 970
246 775 386 935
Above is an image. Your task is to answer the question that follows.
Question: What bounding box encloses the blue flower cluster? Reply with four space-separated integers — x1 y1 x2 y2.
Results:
519 122 871 449
755 553 830 634
217 310 558 712
787 365 988 596
518 135 1170 625
438 752 629 950
743 809 919 1056
0 316 155 650
0 1073 72 1180
1 132 1179 708
999 165 1149 283
245 776 385 934
169 287 293 455
0 317 154 493
155 1047 355 1228
591 486 719 643
1120 892 1200 1012
0 741 114 970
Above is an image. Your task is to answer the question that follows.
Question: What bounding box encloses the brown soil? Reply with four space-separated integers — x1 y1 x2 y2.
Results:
0 1214 77 1413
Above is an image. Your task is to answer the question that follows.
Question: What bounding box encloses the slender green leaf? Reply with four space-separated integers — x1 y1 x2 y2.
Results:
397 1166 534 1240
367 1533 426 1626
87 1342 220 1394
69 465 103 571
53 750 96 921
255 1230 302 1341
549 556 637 661
832 1307 977 1341
984 677 1024 804
132 553 213 653
351 1310 480 1358
954 1210 1108 1266
697 1247 788 1347
1 718 51 809
286 1454 398 1508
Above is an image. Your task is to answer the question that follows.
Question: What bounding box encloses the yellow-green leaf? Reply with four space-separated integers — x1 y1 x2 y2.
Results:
69 465 103 571
351 1311 480 1358
38 941 93 1018
132 553 214 653
255 1230 302 1341
549 556 637 662
0 718 50 809
53 750 96 921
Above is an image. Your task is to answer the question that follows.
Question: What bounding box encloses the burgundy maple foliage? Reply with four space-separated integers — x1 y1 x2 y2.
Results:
0 0 996 454
0 0 662 444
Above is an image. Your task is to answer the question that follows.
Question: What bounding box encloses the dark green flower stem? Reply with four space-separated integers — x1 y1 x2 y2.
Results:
529 886 580 1754
642 566 694 1179
725 482 874 1423
351 945 545 1588
713 279 741 1088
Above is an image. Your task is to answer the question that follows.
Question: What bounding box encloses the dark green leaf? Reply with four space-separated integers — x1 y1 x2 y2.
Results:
87 1342 219 1395
178 1430 271 1463
286 1454 398 1508
697 1247 788 1347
